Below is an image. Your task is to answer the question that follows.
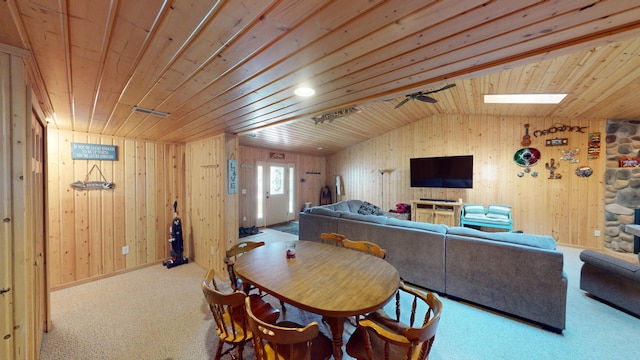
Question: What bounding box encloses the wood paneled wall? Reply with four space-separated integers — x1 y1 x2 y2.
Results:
1 48 42 360
185 134 237 277
328 114 606 249
238 146 327 228
46 129 185 289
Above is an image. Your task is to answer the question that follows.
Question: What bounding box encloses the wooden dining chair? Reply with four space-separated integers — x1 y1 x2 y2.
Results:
225 240 266 293
201 269 280 360
320 232 346 247
345 282 442 360
244 297 334 360
342 238 387 259
225 241 288 312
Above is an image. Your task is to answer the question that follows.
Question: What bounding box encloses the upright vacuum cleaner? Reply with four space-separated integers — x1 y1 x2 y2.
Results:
163 201 189 268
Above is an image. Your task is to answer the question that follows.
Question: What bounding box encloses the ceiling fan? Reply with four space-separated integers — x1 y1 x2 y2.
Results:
394 83 456 109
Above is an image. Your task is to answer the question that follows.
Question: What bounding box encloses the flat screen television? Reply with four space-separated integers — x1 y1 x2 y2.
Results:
410 155 473 188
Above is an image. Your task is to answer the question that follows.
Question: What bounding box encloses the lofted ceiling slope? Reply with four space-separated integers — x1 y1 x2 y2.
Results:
2 0 640 155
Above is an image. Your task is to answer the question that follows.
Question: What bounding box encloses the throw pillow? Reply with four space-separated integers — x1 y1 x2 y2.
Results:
486 204 511 220
358 201 381 215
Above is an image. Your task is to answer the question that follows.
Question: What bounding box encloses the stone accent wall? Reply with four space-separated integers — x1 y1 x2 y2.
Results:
605 119 640 253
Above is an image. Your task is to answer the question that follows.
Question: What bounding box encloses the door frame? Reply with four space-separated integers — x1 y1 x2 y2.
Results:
256 161 296 227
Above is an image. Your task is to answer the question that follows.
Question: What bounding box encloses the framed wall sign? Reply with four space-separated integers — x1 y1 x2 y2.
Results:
545 138 568 147
228 159 238 194
71 142 117 160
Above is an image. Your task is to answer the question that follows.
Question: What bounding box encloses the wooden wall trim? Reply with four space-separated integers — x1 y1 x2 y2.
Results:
0 42 30 58
0 49 16 360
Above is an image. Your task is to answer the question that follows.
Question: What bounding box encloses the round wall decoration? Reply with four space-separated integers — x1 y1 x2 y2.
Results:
575 165 593 178
513 147 541 167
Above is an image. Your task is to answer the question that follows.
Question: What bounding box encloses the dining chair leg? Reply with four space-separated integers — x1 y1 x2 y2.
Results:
214 339 223 360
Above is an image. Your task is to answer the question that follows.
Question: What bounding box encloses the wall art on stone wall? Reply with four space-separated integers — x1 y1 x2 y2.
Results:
588 132 600 159
619 157 640 168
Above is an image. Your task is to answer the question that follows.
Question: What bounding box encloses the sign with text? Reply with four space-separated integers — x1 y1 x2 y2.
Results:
228 159 238 194
71 142 118 160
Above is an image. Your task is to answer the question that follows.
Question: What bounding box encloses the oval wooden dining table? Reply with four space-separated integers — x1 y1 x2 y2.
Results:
234 240 400 360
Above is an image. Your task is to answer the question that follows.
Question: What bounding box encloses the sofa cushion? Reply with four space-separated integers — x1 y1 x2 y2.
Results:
332 201 352 212
446 226 556 250
307 206 341 217
358 201 382 215
346 200 364 213
386 217 448 234
463 216 511 225
341 211 388 224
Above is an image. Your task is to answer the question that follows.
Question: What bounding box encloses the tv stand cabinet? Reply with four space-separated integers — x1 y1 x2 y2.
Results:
411 199 463 226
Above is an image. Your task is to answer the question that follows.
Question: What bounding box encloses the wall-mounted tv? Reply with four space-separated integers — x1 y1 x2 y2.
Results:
410 155 473 189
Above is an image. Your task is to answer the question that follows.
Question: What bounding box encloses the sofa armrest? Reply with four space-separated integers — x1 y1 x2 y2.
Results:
580 250 640 282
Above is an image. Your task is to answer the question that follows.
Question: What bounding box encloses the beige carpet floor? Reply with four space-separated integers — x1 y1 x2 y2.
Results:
40 229 640 359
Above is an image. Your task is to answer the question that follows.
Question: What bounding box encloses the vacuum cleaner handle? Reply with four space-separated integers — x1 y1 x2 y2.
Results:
173 200 178 217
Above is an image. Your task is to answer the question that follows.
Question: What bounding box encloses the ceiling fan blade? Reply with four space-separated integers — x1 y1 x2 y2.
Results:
422 83 456 95
394 97 411 109
416 95 437 103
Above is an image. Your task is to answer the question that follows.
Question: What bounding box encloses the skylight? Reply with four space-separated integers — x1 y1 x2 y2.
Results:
483 94 567 104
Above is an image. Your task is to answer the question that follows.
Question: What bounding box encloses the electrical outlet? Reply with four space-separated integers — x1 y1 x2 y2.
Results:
122 246 129 255
594 230 601 237
243 216 247 221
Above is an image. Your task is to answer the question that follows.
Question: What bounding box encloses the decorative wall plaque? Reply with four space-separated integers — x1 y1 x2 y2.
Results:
545 138 568 146
588 132 600 159
228 160 238 194
71 142 117 160
70 164 114 190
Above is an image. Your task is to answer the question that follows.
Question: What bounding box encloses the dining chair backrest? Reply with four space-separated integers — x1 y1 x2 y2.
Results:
226 240 266 259
244 297 333 360
225 241 265 291
342 238 387 259
320 232 346 247
345 282 442 360
201 269 253 360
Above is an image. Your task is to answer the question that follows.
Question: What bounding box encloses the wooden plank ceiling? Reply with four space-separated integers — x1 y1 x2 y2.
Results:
3 0 640 155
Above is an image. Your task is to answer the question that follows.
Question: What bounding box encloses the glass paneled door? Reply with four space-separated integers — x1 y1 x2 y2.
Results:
257 162 295 227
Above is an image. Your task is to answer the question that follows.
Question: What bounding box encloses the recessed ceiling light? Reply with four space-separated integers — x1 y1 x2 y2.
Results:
294 87 315 97
316 146 324 151
483 94 567 104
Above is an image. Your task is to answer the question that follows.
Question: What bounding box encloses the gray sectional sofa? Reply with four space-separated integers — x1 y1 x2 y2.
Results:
579 250 640 317
299 200 568 333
